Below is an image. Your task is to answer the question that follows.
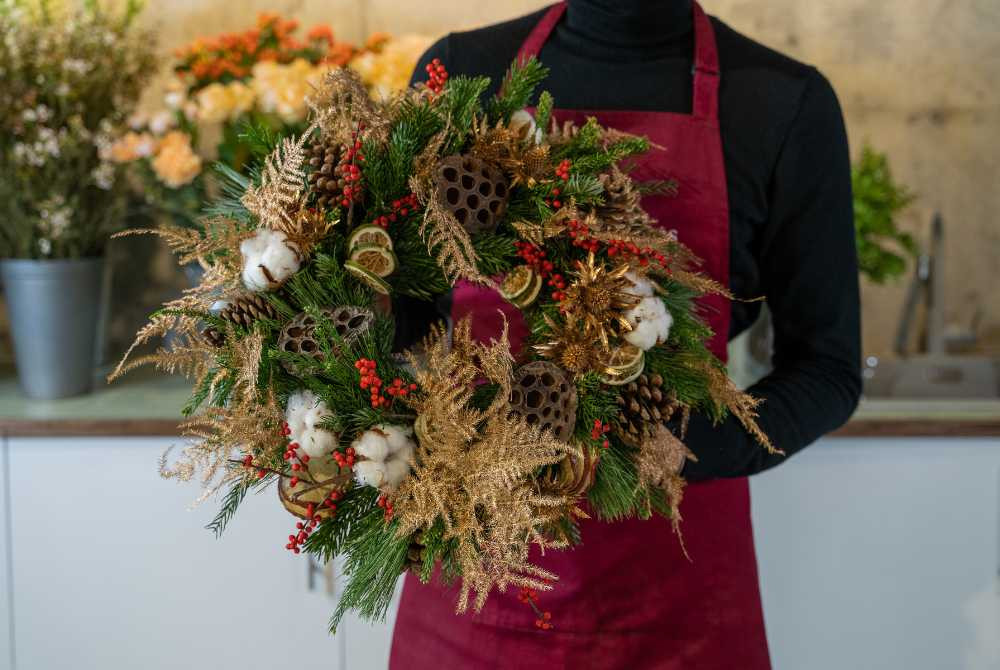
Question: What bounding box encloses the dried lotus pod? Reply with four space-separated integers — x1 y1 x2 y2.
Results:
435 154 509 235
509 361 578 442
277 306 374 372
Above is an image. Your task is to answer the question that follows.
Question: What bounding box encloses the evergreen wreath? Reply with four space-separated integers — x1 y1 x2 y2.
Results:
115 57 776 632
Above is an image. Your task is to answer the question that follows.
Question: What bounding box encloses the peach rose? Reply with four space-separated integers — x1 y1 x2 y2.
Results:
107 131 157 163
152 131 202 188
195 82 235 124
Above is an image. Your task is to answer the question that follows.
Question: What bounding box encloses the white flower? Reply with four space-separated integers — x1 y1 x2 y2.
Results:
127 111 148 130
148 111 175 136
624 296 673 351
38 238 52 256
510 109 542 145
61 58 91 75
240 228 302 291
352 429 389 462
285 390 338 468
626 271 655 297
91 162 115 190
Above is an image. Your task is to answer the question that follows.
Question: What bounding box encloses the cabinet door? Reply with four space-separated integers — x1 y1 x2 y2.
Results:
750 437 1000 670
8 437 343 670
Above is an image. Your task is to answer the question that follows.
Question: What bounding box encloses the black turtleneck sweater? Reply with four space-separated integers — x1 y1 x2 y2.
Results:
402 0 862 480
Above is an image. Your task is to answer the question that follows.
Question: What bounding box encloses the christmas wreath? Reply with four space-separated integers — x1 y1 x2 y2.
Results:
115 58 775 631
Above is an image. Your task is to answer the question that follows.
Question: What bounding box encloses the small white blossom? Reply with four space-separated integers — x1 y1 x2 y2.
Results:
91 162 115 190
38 238 52 256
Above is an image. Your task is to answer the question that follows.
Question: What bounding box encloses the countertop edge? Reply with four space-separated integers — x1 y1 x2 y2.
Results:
1 417 999 438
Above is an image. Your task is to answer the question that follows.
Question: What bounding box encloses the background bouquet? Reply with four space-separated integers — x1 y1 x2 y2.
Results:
116 59 774 631
0 0 156 258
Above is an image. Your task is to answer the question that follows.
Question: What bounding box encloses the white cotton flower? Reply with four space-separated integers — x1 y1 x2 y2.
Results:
285 390 337 460
375 423 414 455
354 460 387 488
624 296 673 351
510 109 543 145
626 271 655 297
240 228 302 291
351 424 415 491
351 430 390 463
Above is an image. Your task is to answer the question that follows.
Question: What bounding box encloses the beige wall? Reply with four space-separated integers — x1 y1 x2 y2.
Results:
135 1 1000 359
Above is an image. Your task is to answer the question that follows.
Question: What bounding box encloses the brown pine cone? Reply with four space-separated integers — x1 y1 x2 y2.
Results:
201 326 226 348
218 295 278 328
307 137 359 210
615 372 679 446
405 532 427 575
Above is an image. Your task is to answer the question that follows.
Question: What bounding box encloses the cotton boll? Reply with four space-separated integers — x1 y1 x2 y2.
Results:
383 458 411 490
240 228 302 291
285 390 337 459
624 296 673 351
376 423 414 455
354 460 387 488
510 109 542 145
625 271 655 297
351 430 390 463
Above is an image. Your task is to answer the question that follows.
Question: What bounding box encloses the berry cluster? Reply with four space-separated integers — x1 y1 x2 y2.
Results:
376 493 395 521
283 439 311 488
386 377 418 399
565 218 603 255
544 185 563 210
514 241 555 278
565 219 672 270
285 489 342 554
333 446 356 470
354 358 417 408
554 158 571 181
372 193 420 228
425 58 448 95
338 123 366 208
240 453 269 479
591 419 611 449
517 587 553 630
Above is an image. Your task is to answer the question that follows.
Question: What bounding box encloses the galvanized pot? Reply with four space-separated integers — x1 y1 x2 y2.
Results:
0 258 105 399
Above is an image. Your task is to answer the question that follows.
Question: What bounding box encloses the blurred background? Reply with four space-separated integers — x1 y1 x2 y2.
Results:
0 2 998 670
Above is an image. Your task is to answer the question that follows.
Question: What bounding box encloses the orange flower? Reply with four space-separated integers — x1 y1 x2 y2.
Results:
257 12 279 28
307 25 334 44
152 131 202 188
326 42 356 67
365 32 391 51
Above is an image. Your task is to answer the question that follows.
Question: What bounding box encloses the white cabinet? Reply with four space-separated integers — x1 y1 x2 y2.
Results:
7 437 343 670
1 436 12 670
751 437 1000 670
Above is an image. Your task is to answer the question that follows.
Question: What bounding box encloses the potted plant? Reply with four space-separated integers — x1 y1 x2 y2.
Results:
0 0 156 399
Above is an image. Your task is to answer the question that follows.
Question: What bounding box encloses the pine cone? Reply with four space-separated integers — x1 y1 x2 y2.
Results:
307 137 358 209
615 372 679 446
405 532 427 575
219 295 278 328
201 326 226 348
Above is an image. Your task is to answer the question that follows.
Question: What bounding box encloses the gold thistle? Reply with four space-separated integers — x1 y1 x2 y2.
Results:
534 312 603 376
559 252 640 352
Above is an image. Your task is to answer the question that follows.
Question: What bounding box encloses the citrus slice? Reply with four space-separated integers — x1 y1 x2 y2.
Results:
348 225 393 251
500 265 535 302
599 345 645 385
350 244 397 277
345 259 391 294
512 272 544 308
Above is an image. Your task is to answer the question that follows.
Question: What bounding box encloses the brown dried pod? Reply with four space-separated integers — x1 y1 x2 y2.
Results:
541 445 598 498
278 468 352 521
277 306 374 372
509 361 578 442
615 372 680 446
435 154 509 235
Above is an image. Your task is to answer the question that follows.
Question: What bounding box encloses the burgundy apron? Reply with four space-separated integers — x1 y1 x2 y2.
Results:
390 4 771 668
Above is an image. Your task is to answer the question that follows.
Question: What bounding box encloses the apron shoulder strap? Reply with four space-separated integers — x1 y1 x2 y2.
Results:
518 2 567 61
518 1 721 123
692 2 721 121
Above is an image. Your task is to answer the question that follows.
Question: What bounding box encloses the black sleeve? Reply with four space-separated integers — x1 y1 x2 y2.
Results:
682 70 862 480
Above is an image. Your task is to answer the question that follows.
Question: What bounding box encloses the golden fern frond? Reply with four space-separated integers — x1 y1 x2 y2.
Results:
241 128 314 230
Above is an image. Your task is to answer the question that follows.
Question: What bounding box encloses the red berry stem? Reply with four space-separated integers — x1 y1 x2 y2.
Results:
425 58 448 95
371 192 420 228
517 587 554 631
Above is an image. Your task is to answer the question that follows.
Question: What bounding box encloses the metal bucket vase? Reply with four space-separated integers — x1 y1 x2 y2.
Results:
0 258 105 399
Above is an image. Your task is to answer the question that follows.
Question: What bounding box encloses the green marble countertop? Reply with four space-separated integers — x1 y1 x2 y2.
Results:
0 370 998 437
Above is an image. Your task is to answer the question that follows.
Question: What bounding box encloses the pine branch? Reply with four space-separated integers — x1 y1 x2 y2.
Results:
205 478 252 538
534 91 554 135
488 57 549 124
